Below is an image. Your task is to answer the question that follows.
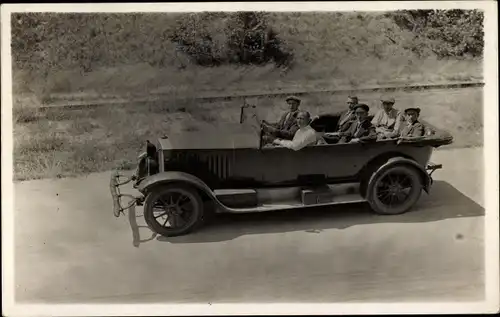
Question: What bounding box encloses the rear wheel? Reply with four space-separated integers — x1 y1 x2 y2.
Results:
144 184 204 237
367 165 423 215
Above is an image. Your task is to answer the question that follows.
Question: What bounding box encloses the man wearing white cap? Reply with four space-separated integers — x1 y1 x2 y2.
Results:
371 96 404 139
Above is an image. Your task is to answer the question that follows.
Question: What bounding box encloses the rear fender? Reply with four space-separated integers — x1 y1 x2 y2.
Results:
366 157 432 201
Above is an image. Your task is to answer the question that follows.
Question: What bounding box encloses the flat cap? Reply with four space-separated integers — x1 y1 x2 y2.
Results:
286 95 301 103
404 107 421 114
347 95 358 102
380 96 395 104
353 103 370 112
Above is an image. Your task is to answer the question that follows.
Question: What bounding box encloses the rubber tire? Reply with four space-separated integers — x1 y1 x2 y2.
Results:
367 165 423 215
144 184 204 237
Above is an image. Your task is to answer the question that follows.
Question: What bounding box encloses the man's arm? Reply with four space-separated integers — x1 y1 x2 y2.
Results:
379 112 405 138
337 121 354 139
338 113 355 132
277 124 299 140
264 121 279 128
263 120 279 128
359 125 378 142
397 123 427 144
371 110 380 126
386 124 402 139
263 113 286 128
415 123 425 137
400 123 425 140
392 111 404 134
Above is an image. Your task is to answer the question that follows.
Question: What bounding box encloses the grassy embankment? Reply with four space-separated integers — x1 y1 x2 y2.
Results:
12 12 483 181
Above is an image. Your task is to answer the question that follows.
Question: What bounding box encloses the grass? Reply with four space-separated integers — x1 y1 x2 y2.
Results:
14 58 483 102
10 12 484 181
13 87 483 181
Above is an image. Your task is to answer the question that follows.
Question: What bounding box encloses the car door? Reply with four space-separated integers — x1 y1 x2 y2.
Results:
230 141 365 186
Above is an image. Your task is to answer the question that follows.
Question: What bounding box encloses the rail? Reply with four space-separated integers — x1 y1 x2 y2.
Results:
33 80 484 110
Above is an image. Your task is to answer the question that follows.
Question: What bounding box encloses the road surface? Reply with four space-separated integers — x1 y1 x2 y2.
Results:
13 147 485 303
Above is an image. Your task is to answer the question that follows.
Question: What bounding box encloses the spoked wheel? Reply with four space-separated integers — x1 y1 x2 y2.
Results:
367 165 423 215
144 184 204 237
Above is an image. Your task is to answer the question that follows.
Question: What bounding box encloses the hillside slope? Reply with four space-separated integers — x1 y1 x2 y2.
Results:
11 11 483 99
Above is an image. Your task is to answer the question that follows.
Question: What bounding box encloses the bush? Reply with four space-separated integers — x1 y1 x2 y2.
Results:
11 12 293 73
169 11 293 67
387 9 484 58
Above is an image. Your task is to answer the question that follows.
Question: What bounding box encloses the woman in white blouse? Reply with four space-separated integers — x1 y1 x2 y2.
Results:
272 111 325 151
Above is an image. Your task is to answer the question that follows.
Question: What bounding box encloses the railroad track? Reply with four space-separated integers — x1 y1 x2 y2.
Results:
31 81 484 111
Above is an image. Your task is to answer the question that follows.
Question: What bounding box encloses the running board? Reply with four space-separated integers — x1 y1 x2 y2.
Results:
213 183 366 213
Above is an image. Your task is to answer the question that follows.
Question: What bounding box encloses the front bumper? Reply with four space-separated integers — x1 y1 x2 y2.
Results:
110 170 143 217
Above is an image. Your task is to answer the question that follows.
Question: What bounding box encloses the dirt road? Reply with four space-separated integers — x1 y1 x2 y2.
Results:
12 147 485 303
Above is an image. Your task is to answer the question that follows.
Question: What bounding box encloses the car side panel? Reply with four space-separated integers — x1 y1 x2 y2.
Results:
229 142 432 185
164 142 433 190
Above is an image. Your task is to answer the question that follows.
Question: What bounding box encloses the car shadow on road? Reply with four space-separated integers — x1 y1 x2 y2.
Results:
138 180 483 244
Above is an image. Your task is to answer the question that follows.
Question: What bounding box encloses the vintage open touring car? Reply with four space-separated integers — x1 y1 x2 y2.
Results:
110 103 453 237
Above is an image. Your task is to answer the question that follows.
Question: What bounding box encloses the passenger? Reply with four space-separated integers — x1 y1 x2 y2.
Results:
338 104 377 144
262 95 301 141
371 96 404 139
272 111 322 151
397 107 425 142
337 96 359 132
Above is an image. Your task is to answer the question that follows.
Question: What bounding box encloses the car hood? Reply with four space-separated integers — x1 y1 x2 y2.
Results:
158 126 261 151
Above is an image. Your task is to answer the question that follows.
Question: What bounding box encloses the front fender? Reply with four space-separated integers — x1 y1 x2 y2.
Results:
136 171 217 199
366 157 432 201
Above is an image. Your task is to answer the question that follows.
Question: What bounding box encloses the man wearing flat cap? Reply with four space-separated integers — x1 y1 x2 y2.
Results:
338 103 377 144
397 107 426 143
262 95 301 142
371 95 404 139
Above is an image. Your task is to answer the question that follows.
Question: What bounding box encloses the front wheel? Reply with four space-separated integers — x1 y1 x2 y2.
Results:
367 165 423 215
144 184 204 237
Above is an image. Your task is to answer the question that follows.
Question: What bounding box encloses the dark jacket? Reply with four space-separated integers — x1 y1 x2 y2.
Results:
337 109 356 132
270 111 299 140
339 118 377 143
399 120 425 138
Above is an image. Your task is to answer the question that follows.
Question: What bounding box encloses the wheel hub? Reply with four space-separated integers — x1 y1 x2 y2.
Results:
166 205 183 216
388 183 402 194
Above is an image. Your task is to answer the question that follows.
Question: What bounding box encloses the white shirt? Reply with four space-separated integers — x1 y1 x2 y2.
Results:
371 108 403 131
275 125 320 151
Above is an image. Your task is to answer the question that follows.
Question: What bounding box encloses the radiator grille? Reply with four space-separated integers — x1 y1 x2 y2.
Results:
169 152 232 180
206 153 231 179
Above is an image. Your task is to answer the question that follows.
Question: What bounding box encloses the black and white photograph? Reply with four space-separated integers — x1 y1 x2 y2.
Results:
2 2 499 316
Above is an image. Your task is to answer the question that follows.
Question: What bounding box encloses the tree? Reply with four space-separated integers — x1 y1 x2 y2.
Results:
389 9 484 58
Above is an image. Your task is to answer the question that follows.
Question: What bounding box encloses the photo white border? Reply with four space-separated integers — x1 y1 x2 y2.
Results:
2 1 498 316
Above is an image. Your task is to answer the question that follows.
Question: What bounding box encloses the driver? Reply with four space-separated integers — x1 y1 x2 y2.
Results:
272 111 322 151
261 95 301 141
